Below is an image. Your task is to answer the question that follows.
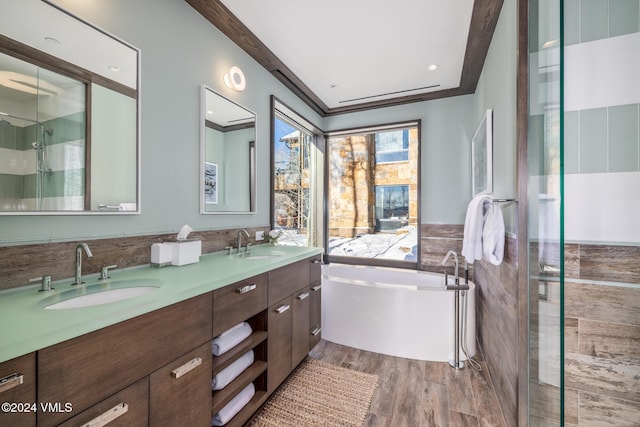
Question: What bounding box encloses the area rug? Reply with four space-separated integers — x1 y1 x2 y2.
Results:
249 358 378 427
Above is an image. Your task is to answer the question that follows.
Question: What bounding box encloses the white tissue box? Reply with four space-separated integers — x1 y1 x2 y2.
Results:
168 240 202 266
151 243 173 267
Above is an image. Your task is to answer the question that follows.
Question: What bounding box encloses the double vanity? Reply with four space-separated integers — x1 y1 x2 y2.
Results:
0 244 322 427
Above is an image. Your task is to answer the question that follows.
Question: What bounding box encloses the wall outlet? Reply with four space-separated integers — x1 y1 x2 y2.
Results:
255 230 265 241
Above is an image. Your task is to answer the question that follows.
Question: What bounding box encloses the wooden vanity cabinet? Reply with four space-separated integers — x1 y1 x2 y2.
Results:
37 293 212 427
267 256 320 393
0 353 36 427
150 342 212 426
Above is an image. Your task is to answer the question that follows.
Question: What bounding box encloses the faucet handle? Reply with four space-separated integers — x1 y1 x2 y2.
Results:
30 275 53 292
99 264 117 280
224 246 233 255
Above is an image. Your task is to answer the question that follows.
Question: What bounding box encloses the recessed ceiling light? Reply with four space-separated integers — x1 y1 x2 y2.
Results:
207 110 213 115
542 40 558 49
108 65 121 72
428 64 438 71
44 37 60 44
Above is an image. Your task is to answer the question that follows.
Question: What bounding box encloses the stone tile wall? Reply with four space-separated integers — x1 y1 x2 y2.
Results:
0 226 267 291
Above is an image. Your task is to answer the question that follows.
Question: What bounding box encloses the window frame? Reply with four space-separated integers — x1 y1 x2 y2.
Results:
324 120 422 270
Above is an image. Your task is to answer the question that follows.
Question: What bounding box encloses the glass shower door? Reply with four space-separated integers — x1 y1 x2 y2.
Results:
528 0 564 425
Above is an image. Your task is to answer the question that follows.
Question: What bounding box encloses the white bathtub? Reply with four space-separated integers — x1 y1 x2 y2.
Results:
322 263 476 362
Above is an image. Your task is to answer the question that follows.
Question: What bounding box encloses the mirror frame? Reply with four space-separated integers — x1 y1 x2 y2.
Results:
200 85 257 215
0 0 141 215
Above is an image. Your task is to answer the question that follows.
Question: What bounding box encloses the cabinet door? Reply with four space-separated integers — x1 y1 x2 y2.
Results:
291 286 310 368
0 353 36 427
58 378 148 427
150 343 212 427
267 296 292 394
309 282 322 350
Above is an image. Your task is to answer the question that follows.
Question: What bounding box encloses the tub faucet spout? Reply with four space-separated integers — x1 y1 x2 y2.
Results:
440 250 459 285
72 243 93 286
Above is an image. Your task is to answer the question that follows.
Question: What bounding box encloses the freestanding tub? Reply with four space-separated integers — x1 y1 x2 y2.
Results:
322 263 476 362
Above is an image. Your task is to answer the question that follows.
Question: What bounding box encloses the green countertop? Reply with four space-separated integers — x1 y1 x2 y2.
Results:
0 244 322 364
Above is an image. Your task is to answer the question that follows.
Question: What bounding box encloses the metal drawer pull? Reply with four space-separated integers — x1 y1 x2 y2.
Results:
236 283 257 294
171 357 203 379
311 259 322 264
311 327 322 336
82 402 128 427
312 284 322 292
297 292 309 300
0 373 23 394
275 304 290 314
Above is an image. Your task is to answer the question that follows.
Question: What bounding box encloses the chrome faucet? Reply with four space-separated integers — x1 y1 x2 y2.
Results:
441 250 459 285
237 229 250 253
72 243 93 285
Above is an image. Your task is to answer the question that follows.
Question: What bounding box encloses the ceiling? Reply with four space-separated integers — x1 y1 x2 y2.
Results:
187 0 503 116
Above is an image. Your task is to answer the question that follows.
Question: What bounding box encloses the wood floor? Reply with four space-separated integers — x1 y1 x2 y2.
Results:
308 340 507 427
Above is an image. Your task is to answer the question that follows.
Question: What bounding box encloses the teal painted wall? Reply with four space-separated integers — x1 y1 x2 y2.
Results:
325 96 475 225
1 0 518 243
473 0 518 233
0 0 322 244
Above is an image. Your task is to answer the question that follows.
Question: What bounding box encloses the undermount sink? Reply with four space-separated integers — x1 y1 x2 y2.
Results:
42 279 162 310
238 250 286 260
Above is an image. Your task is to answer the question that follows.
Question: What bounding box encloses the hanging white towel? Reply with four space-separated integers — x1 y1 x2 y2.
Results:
212 322 252 356
461 194 492 264
212 350 254 391
482 202 505 265
211 383 255 426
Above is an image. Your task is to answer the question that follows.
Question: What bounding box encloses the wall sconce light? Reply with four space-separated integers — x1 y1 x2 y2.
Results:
223 66 246 92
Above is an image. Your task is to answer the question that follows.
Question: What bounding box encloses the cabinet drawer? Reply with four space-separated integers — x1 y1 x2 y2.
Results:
213 274 267 337
0 353 36 427
58 377 148 427
268 259 310 304
310 282 322 350
309 255 322 283
38 293 212 427
150 343 212 426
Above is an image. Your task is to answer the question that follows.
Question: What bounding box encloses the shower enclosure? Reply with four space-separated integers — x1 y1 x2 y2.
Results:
528 1 640 425
0 52 86 211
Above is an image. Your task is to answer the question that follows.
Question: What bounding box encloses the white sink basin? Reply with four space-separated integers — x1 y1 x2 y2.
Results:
238 250 286 260
43 279 162 310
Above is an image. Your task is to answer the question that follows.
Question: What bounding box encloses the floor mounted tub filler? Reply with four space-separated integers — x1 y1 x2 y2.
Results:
322 263 476 363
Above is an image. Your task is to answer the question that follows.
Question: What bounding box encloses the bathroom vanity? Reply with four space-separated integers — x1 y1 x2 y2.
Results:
0 245 322 427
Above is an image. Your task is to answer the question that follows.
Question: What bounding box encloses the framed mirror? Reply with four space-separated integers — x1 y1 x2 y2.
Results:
200 86 256 214
0 0 139 214
471 108 493 196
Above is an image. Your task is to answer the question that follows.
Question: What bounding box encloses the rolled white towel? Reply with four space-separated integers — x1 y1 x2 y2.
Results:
461 194 492 264
212 322 252 356
212 350 254 391
211 383 255 426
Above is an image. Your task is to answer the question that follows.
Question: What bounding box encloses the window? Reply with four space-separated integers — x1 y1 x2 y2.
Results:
327 122 420 266
271 98 324 247
375 129 409 163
